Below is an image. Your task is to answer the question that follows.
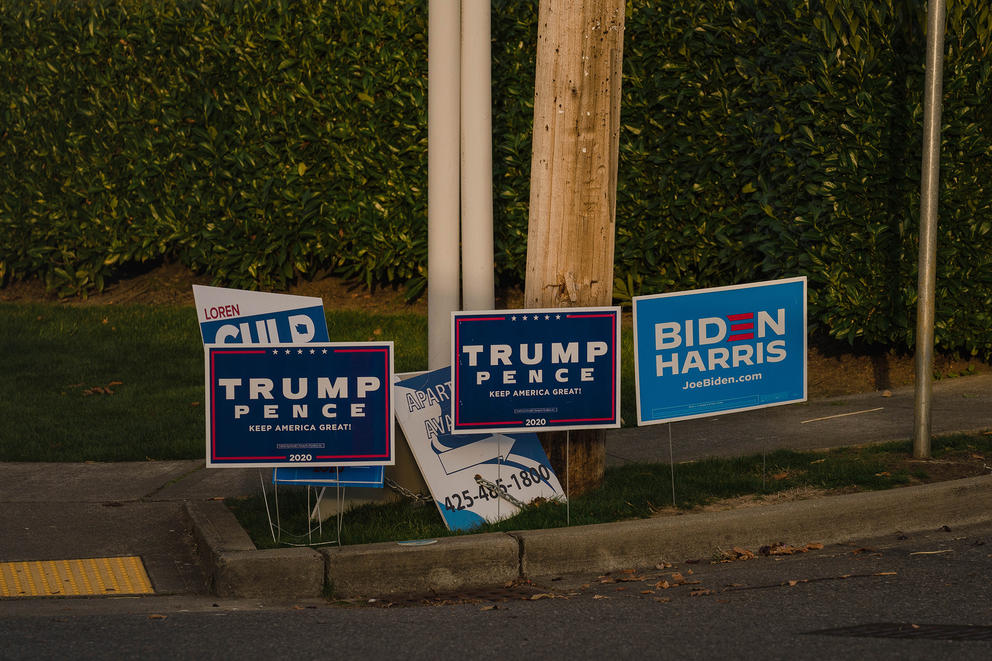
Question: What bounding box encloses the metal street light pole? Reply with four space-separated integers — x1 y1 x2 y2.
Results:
913 0 947 459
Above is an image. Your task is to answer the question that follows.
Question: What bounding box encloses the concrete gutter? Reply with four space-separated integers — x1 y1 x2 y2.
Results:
186 474 992 599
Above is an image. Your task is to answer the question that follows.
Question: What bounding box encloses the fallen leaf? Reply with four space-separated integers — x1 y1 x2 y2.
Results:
480 605 498 611
874 571 898 576
771 472 789 480
654 597 671 603
148 614 167 620
530 593 555 601
810 458 826 464
690 589 712 597
655 562 673 570
655 580 671 590
108 380 123 386
593 594 608 600
670 572 684 584
640 590 654 595
875 471 891 477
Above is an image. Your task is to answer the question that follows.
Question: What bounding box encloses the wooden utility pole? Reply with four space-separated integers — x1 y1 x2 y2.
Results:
525 0 624 494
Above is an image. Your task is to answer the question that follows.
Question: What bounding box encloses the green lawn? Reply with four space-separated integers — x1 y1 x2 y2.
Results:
0 303 429 461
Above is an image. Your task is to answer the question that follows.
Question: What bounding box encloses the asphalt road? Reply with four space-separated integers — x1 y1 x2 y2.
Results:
3 522 990 660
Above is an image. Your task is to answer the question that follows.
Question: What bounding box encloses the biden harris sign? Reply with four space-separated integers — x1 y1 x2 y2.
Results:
633 278 806 425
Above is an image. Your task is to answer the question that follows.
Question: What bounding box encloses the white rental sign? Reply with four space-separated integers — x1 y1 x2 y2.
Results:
394 367 565 531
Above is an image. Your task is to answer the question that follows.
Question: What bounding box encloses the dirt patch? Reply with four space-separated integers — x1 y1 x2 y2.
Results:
2 263 990 398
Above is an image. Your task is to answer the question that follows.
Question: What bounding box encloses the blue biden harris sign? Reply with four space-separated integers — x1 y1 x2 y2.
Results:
633 278 806 425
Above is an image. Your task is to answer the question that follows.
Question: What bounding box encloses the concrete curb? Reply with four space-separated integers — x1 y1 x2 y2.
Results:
184 501 324 599
186 475 992 599
323 533 520 598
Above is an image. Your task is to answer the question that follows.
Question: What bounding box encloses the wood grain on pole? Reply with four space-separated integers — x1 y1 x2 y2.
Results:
525 0 624 494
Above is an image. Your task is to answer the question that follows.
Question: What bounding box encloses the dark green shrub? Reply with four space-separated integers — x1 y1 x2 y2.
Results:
1 0 991 356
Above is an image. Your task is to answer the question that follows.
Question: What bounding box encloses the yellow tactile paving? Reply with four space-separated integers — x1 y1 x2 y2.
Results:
0 556 154 597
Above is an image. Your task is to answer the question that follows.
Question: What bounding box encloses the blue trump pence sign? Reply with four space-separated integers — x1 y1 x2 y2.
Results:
451 308 621 434
205 343 394 467
633 278 806 425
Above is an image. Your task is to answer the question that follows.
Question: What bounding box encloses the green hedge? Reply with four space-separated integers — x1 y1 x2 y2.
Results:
1 0 991 356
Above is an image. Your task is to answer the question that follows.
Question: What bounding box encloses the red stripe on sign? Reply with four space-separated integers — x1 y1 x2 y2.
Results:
730 323 754 332
457 420 524 427
728 333 755 341
726 313 754 321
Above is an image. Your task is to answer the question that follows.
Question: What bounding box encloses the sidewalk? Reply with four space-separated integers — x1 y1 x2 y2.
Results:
1 374 990 601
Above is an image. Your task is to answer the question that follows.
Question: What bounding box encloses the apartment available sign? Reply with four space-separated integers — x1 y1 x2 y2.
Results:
633 277 806 425
451 307 621 434
395 368 565 531
205 342 394 467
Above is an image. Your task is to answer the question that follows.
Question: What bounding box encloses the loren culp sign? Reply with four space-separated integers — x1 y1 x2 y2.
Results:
205 343 394 467
451 307 621 434
633 277 806 425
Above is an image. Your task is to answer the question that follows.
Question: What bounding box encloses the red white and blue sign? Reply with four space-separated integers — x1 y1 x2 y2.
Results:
451 307 621 434
633 277 806 425
205 343 394 467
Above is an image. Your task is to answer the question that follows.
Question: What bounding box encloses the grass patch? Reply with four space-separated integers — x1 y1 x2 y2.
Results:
230 433 992 549
0 302 641 461
0 303 428 461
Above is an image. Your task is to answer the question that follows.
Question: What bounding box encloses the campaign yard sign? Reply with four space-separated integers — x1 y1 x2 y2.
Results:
273 465 384 487
194 285 380 484
451 307 621 434
395 368 565 531
194 284 328 345
633 277 806 425
205 342 394 467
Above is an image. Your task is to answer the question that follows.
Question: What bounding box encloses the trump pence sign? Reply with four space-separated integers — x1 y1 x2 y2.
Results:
451 307 621 434
205 342 394 467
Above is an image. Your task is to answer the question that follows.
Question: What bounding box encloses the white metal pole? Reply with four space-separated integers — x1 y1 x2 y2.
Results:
428 0 462 369
460 0 495 311
913 0 946 459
